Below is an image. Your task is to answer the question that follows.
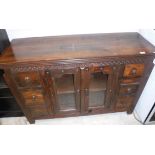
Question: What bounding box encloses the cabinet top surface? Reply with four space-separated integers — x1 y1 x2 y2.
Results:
0 32 154 64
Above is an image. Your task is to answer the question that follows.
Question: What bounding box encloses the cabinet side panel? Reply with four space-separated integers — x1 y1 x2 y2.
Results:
4 69 35 124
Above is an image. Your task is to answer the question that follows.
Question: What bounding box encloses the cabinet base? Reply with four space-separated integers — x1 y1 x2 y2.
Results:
31 109 132 124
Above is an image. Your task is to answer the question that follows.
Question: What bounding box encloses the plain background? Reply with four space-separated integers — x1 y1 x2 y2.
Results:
0 0 155 155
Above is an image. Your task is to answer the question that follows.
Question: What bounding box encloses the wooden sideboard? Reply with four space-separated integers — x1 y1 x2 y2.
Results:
0 32 154 123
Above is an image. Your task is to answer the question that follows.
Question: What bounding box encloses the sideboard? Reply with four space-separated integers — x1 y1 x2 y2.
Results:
0 32 154 123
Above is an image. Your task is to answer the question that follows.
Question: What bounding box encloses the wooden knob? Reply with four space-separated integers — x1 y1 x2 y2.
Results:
127 88 132 92
45 70 50 75
100 67 103 70
25 76 30 81
77 89 80 93
131 68 137 75
85 68 89 71
32 95 37 101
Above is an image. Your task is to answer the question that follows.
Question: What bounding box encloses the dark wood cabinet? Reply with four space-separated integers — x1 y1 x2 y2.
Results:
0 32 154 123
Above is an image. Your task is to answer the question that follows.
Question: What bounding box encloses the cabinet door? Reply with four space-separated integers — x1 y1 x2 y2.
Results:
81 66 113 113
45 68 80 115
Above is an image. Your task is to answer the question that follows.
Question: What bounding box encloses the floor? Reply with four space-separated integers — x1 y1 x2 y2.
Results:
0 112 141 125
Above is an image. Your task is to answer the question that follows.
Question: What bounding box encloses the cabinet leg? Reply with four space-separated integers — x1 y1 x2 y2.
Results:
127 107 133 114
27 118 35 124
127 110 132 114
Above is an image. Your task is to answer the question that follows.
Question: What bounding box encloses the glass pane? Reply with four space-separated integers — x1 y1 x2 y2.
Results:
89 72 108 107
89 91 105 107
55 74 76 111
57 93 76 111
55 74 74 94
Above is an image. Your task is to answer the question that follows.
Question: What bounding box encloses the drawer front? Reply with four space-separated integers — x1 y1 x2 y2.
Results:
0 88 13 97
90 65 113 74
116 96 135 110
14 72 41 87
21 89 45 106
123 64 144 78
119 84 139 96
28 106 49 118
120 78 140 85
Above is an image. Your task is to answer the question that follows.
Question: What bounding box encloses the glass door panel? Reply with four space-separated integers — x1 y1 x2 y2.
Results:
54 74 76 111
89 72 108 108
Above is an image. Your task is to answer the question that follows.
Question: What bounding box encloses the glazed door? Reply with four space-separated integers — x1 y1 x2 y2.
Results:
45 68 81 115
81 66 113 113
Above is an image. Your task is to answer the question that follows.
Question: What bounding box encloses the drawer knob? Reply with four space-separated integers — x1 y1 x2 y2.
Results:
32 95 37 101
100 67 103 70
127 88 132 92
131 68 137 75
25 76 30 81
45 71 50 75
77 89 80 93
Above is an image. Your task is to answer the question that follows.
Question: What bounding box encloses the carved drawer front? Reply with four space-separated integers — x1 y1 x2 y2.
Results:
28 106 49 118
116 96 134 110
123 64 144 78
90 65 113 74
119 84 139 96
120 78 140 85
14 72 41 87
21 89 45 106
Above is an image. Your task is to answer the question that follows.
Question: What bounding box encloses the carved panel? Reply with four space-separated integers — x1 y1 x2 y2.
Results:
3 55 148 72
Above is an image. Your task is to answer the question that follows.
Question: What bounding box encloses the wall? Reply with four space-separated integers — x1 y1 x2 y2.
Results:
6 29 138 41
134 29 155 122
139 29 155 46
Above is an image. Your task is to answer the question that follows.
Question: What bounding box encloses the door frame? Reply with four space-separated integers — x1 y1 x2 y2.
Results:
45 67 81 116
81 65 115 114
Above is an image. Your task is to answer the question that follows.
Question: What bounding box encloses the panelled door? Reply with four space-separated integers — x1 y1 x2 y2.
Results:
81 65 114 113
45 67 81 116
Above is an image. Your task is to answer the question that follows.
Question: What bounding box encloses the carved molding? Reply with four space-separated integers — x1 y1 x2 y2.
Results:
0 55 150 72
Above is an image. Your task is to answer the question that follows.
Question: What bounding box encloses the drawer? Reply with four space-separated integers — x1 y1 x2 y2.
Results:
14 72 41 87
119 84 139 96
21 89 45 106
90 65 112 74
123 64 144 78
116 96 135 110
28 106 49 118
120 78 140 85
0 88 13 97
